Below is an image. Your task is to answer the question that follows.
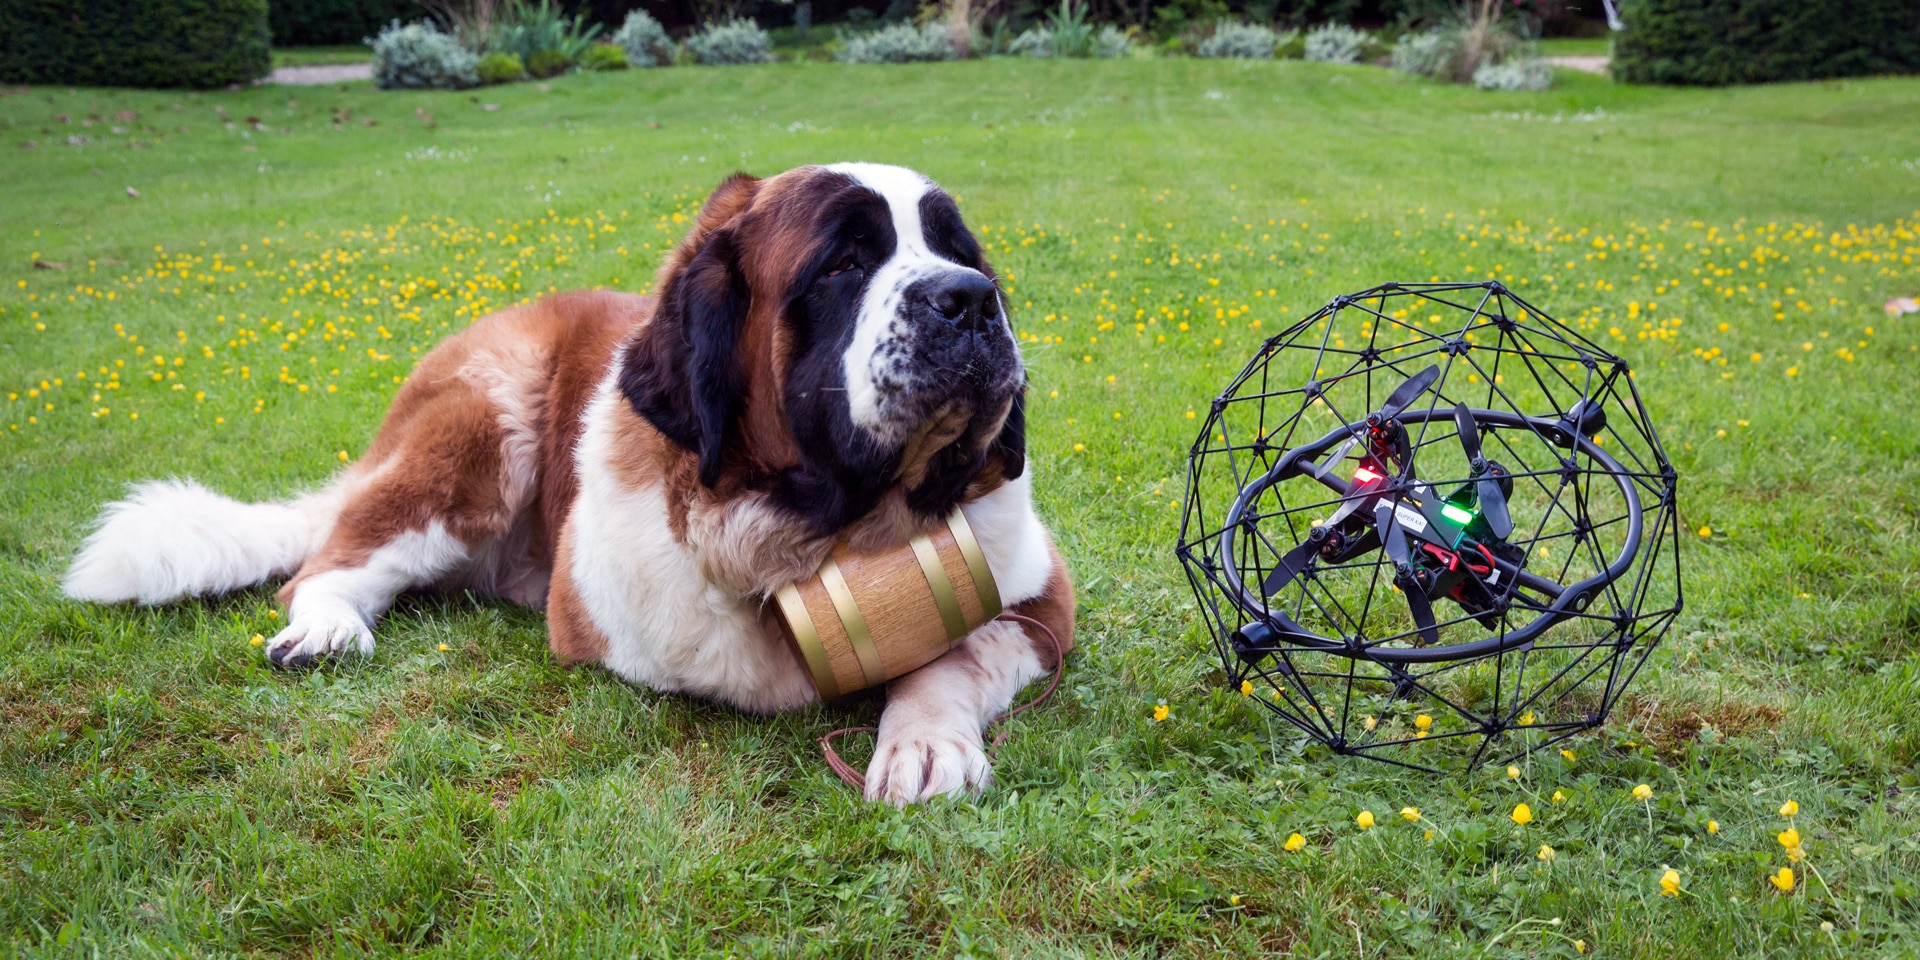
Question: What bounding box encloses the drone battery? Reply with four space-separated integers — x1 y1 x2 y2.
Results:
772 509 1002 699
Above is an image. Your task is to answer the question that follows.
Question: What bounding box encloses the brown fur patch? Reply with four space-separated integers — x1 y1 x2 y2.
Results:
545 523 610 663
1011 543 1076 663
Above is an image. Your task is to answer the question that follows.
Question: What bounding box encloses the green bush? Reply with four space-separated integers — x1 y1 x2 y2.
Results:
1613 0 1920 86
0 0 271 89
270 0 417 46
836 23 955 63
368 20 478 89
687 19 774 65
579 43 628 70
476 50 527 83
525 48 572 77
610 9 673 67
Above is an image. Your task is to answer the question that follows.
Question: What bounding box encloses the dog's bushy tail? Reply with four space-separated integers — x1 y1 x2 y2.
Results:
63 479 336 605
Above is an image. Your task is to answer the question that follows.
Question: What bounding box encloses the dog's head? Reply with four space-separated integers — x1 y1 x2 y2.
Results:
620 164 1024 533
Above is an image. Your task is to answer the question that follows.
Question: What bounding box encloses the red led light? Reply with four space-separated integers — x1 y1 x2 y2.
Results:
1352 466 1383 482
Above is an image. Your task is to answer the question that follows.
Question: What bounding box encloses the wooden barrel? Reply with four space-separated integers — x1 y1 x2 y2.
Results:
773 508 1002 699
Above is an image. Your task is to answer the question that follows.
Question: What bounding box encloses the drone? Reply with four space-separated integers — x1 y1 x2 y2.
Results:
1178 282 1681 771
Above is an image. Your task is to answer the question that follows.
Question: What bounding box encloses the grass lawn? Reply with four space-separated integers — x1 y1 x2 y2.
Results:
1538 38 1613 58
271 45 375 68
4 60 1920 957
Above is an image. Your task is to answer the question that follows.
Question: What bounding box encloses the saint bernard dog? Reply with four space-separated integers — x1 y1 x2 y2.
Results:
63 162 1075 806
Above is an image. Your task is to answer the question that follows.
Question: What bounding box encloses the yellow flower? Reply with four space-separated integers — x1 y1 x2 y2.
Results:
1697 525 1712 538
1707 819 1719 834
1659 868 1682 897
1787 844 1806 863
1510 803 1533 825
1229 894 1242 906
1423 828 1434 841
1574 939 1587 954
1552 789 1567 803
1284 833 1306 852
1400 806 1420 822
336 450 349 462
1152 704 1169 722
1632 783 1654 801
1414 714 1433 731
1779 800 1799 816
1560 749 1576 762
1239 679 1253 696
1518 710 1534 726
1770 867 1795 892
1356 810 1376 829
1777 828 1800 850
1537 844 1555 862
437 643 450 652
1507 765 1521 780
249 634 264 647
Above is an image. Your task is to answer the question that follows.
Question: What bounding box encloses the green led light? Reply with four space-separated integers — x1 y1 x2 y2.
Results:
1441 504 1476 526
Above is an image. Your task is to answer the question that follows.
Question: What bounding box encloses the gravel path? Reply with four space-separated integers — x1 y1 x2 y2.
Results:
271 63 373 85
1543 55 1609 76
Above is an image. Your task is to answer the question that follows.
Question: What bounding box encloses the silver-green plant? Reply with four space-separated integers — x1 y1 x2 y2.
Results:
1391 30 1453 77
611 9 675 67
1196 19 1278 59
1093 24 1133 58
1303 23 1368 63
368 21 480 89
1473 57 1552 90
687 18 775 65
493 0 600 63
837 22 955 62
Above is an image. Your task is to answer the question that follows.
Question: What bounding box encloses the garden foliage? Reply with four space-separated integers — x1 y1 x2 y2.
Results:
687 18 776 64
1302 22 1367 62
369 20 479 89
1612 0 1920 86
1012 2 1132 58
0 0 271 89
492 0 600 67
579 43 629 70
837 23 956 63
270 0 418 46
476 50 528 82
611 8 675 67
1472 56 1550 90
1195 19 1287 59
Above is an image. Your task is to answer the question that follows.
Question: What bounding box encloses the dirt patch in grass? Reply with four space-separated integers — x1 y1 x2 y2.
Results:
1621 693 1784 753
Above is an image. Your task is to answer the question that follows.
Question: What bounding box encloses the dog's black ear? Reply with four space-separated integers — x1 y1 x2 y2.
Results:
621 228 750 487
992 387 1026 481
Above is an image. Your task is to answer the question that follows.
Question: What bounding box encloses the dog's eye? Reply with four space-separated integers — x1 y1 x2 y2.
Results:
825 256 858 278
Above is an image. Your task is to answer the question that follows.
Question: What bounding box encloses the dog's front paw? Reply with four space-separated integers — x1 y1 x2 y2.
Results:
864 715 990 807
266 604 373 669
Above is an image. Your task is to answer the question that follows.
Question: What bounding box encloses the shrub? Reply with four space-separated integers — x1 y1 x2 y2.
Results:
687 18 775 65
579 43 627 70
837 23 954 63
1391 30 1452 77
0 0 271 89
1612 0 1920 86
476 50 527 83
369 20 479 89
494 0 599 63
1303 23 1368 63
1008 1 1126 58
1196 19 1277 59
611 8 674 67
271 0 418 46
525 48 571 76
1473 56 1552 90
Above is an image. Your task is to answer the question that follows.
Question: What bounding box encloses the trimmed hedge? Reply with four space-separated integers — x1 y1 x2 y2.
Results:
0 0 271 89
271 0 421 46
1613 0 1920 86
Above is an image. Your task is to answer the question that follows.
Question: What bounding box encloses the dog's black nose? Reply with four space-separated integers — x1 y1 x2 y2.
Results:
926 273 1000 333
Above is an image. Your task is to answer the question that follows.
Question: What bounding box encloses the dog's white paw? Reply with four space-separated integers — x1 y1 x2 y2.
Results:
266 604 373 669
864 715 991 806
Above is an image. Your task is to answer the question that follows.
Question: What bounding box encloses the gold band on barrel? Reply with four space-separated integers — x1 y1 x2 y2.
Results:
910 533 968 642
819 557 886 688
947 508 1002 619
775 584 841 700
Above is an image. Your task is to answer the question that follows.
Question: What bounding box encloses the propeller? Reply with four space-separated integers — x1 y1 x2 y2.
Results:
1453 403 1515 540
1374 499 1439 645
1303 435 1361 483
1374 364 1441 424
1261 537 1322 596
